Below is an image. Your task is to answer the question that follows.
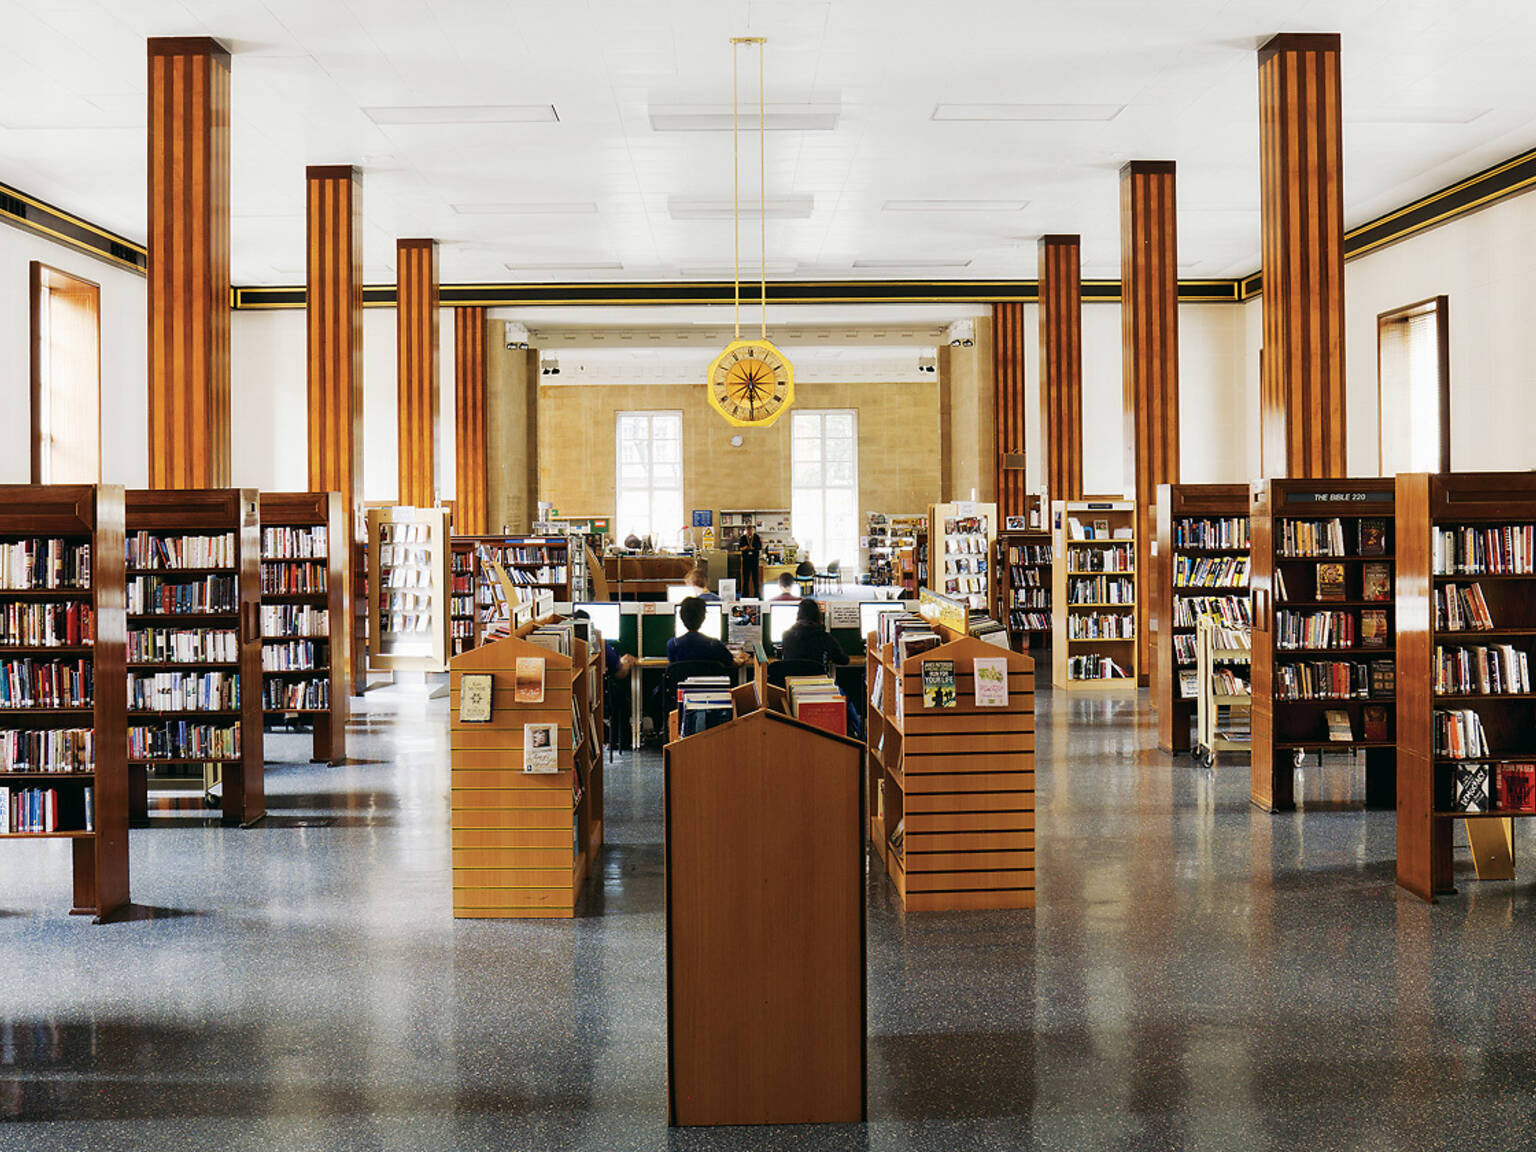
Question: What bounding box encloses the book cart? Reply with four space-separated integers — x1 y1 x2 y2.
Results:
665 705 864 1125
1193 615 1252 768
994 528 1052 651
124 488 264 827
258 492 349 763
864 591 1035 911
1396 472 1536 900
448 617 605 918
1154 483 1251 752
1249 478 1397 812
1052 499 1138 689
0 484 129 919
367 506 450 674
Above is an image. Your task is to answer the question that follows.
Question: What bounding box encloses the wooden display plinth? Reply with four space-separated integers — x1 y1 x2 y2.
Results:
665 708 865 1126
449 621 604 918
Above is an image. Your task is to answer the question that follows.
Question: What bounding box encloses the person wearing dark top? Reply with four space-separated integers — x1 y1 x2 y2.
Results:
780 598 849 670
667 596 735 669
738 522 764 598
682 566 719 601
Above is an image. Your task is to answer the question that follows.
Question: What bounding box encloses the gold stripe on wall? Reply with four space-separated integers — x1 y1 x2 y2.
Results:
454 307 489 535
397 238 439 506
1038 236 1083 502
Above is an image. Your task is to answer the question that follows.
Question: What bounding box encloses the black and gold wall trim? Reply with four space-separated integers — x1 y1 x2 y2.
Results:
0 180 146 274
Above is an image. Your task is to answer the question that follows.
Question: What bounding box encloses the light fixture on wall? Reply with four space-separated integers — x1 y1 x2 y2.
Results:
918 352 938 374
946 319 975 347
541 355 561 376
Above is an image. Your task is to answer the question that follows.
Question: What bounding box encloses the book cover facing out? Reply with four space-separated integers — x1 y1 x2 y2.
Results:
1362 562 1392 602
1358 519 1388 556
1323 709 1353 742
514 656 546 704
973 657 1009 707
1455 762 1491 812
1498 764 1536 812
459 673 493 723
1362 704 1389 742
523 722 559 773
921 660 956 709
1316 563 1347 601
1360 609 1390 648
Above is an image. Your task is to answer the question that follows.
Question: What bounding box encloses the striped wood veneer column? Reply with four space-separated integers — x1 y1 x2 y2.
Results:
1258 32 1347 478
397 238 440 506
453 307 489 535
305 165 363 530
1121 161 1181 678
992 301 1028 523
146 37 231 488
1038 236 1084 502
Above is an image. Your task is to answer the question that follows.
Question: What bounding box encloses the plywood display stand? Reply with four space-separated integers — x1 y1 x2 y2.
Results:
368 505 451 673
864 619 1036 911
448 620 604 918
665 707 865 1126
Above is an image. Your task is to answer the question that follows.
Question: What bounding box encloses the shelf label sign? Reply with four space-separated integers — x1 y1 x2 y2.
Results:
1283 490 1392 505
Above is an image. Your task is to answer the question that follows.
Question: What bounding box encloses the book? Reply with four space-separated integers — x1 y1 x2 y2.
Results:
514 657 545 704
1360 609 1390 648
1454 762 1491 812
1370 659 1396 697
1324 709 1353 742
1178 669 1197 700
973 657 1009 707
1358 519 1388 556
921 660 956 708
522 722 559 773
1316 563 1346 602
1362 704 1389 742
1362 562 1391 602
1498 764 1536 812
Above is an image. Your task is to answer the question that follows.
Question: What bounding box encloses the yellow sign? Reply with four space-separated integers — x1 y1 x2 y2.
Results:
919 587 968 635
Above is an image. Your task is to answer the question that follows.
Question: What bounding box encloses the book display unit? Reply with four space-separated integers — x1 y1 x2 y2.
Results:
929 501 997 610
368 507 450 673
1395 472 1536 900
1249 479 1397 813
865 512 924 586
258 493 349 764
448 616 605 918
719 509 793 562
0 484 129 919
1154 484 1251 752
995 529 1053 651
864 597 1035 911
448 535 572 652
124 489 264 826
1052 500 1137 689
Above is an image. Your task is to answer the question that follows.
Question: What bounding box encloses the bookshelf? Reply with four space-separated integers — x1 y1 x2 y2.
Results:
1395 472 1536 900
995 529 1053 651
448 535 573 651
1249 478 1397 813
367 506 450 673
865 512 924 586
719 508 793 562
258 492 349 764
449 538 476 656
448 616 605 918
929 501 996 610
864 601 1035 911
125 488 264 827
1154 484 1251 752
0 484 129 919
1052 500 1138 690
665 706 864 1125
351 532 368 693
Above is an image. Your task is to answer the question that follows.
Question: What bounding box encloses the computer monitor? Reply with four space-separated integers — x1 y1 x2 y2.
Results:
769 601 801 644
665 584 692 604
860 601 903 638
574 601 621 642
674 603 724 641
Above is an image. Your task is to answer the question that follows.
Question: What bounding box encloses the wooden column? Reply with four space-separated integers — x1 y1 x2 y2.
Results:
454 307 489 534
305 165 363 532
1258 32 1347 478
1038 236 1083 502
992 302 1027 522
146 37 231 489
1121 161 1181 679
397 238 439 506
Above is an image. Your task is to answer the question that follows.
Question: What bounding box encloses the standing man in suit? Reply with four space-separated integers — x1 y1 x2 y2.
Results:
738 519 764 598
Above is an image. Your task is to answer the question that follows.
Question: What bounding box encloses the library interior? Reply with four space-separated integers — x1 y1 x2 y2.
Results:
7 2 1536 1148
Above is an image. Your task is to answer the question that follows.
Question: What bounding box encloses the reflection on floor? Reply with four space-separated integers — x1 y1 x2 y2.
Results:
0 685 1529 1150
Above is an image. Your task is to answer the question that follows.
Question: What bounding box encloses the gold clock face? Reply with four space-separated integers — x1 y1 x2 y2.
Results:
707 339 795 428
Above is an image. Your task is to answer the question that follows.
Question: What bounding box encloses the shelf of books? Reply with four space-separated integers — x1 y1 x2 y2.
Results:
1052 500 1137 690
449 614 605 918
368 506 450 673
865 512 925 586
449 538 476 656
450 535 573 652
124 488 264 827
351 531 368 693
719 509 794 564
258 493 349 764
863 592 1034 911
929 501 996 610
1249 479 1396 813
0 485 129 919
1154 484 1251 752
995 530 1053 651
1395 472 1536 901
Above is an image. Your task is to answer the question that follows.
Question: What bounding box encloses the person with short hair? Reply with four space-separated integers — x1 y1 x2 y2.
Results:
667 596 734 669
683 566 719 601
771 572 799 601
737 520 764 598
780 598 850 670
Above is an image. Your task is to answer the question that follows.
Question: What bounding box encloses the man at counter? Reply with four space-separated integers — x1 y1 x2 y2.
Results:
737 520 763 598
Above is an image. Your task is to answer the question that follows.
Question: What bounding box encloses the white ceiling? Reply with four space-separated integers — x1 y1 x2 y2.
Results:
3 0 1536 286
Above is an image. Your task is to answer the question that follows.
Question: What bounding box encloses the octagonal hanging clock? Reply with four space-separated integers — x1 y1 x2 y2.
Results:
706 337 795 428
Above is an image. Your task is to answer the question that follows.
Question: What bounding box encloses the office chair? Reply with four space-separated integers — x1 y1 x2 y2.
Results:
654 659 737 741
766 659 826 688
813 558 843 593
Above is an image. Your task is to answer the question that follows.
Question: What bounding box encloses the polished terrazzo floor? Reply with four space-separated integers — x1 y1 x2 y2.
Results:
1 684 1533 1150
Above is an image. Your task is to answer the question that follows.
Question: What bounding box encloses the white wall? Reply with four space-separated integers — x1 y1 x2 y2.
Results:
0 224 147 487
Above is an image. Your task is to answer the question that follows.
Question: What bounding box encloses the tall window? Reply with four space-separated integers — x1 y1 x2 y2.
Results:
616 411 684 546
791 409 859 569
30 262 101 483
1378 296 1449 474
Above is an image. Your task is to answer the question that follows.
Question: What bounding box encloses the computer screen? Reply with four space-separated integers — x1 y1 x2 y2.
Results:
860 602 904 637
674 603 724 640
574 601 621 642
665 584 692 604
769 601 801 643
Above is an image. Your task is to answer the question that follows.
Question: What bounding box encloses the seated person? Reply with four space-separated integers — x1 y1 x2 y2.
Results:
780 598 850 671
574 608 635 748
771 572 799 601
682 565 720 601
667 596 736 670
